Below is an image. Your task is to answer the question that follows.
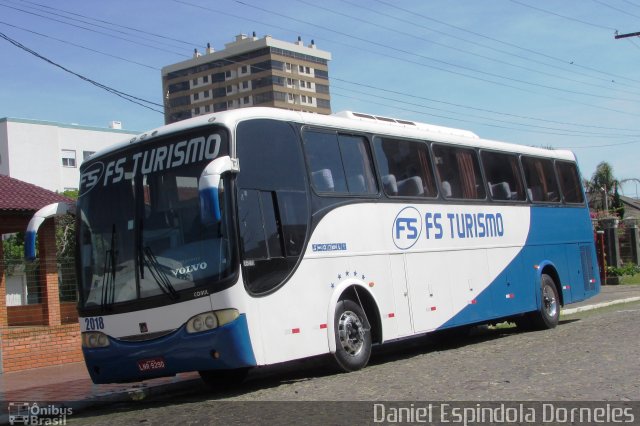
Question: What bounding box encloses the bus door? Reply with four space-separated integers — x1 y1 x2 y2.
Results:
388 254 413 337
405 252 454 333
564 243 597 302
488 248 532 317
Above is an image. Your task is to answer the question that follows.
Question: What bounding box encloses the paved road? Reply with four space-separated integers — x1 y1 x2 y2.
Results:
70 301 640 425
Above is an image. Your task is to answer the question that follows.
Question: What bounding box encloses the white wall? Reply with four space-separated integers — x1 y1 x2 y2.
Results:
1 118 138 192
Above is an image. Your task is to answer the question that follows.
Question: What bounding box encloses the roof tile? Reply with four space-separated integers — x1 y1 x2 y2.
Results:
0 174 73 212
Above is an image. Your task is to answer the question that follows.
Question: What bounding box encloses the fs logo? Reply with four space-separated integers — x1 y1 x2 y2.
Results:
79 161 104 196
392 207 422 250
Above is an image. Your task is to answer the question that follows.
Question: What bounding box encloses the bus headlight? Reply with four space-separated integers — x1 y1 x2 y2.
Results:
82 331 110 348
186 309 239 334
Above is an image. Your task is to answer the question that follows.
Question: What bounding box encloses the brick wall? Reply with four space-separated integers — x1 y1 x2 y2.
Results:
0 324 83 372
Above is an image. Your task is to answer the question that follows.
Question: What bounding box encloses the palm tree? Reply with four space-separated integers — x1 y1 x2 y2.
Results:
586 161 620 215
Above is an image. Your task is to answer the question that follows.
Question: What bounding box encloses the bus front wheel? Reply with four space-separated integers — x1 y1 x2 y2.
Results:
332 299 372 372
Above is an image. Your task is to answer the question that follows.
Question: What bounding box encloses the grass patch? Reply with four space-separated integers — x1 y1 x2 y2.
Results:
620 273 640 285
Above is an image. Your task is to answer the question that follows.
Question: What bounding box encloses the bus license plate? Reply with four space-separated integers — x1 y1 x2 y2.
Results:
137 357 166 372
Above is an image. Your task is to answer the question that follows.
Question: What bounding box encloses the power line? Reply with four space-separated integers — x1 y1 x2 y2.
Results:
0 1 189 57
232 0 640 103
0 20 160 70
332 84 640 139
620 0 640 9
14 0 202 48
592 0 640 20
332 77 640 133
373 0 640 86
0 31 163 113
174 0 640 120
6 9 635 138
297 0 640 99
340 0 638 91
509 0 618 31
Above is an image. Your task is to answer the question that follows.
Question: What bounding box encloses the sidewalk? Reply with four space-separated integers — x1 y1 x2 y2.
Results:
1 284 639 422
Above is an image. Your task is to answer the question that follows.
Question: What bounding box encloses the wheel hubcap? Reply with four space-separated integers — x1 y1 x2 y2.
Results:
338 310 365 356
543 284 558 318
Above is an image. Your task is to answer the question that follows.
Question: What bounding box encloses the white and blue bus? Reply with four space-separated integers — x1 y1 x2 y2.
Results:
27 107 599 384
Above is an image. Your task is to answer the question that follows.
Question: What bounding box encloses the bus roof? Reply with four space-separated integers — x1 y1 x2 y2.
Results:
89 107 577 164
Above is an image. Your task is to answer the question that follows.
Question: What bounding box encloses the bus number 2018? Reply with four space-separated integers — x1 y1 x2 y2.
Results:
85 317 105 330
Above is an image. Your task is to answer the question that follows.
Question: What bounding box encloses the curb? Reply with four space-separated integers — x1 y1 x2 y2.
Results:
561 296 640 315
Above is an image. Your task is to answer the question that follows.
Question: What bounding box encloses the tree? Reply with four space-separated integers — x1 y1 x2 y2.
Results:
586 161 622 217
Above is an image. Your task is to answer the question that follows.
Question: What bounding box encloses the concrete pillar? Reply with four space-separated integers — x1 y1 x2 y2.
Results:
623 218 640 266
38 220 61 326
601 217 621 269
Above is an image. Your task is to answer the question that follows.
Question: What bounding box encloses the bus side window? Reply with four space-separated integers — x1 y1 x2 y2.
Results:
521 156 560 203
432 144 485 200
556 161 585 204
480 151 526 201
373 137 437 198
236 119 309 294
304 131 348 193
303 130 377 195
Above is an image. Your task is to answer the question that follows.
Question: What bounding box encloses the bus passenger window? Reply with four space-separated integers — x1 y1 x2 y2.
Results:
480 151 526 201
555 161 585 204
303 131 377 195
521 156 560 203
432 144 485 200
373 137 436 198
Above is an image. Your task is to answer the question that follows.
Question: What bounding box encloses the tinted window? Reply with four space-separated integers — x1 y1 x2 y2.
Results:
432 144 485 200
556 161 585 204
303 131 377 195
373 137 437 197
481 151 526 201
236 119 309 294
521 156 560 203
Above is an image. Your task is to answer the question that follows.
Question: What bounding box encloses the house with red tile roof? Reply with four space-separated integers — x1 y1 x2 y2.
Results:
1 175 81 374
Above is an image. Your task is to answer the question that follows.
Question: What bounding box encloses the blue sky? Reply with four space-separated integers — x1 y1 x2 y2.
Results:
1 0 639 196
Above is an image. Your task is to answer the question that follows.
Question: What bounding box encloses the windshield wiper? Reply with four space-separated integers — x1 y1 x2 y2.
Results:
143 246 179 300
101 224 117 310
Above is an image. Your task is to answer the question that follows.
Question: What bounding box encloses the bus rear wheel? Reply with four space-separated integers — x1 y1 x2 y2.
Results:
332 299 372 372
519 273 560 330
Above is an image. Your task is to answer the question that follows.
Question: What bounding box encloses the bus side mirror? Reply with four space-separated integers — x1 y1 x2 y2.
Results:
25 202 75 261
198 156 239 225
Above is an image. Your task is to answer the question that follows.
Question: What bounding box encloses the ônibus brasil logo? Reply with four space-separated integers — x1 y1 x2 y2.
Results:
392 206 422 250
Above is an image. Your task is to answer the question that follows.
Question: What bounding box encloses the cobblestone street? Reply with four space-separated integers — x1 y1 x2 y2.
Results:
69 301 640 425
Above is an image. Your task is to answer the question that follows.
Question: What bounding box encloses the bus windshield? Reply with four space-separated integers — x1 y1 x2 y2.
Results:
77 127 235 310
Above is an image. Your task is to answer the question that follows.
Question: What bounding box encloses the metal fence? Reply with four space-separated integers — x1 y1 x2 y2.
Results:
1 258 78 326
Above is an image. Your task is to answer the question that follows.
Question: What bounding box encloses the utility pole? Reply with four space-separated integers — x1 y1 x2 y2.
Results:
614 31 640 39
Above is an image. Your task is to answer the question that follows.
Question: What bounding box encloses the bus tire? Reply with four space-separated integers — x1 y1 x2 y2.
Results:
199 368 249 389
332 299 372 372
529 273 560 330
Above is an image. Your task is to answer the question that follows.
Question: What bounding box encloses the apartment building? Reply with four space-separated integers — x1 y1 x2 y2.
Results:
0 118 137 192
161 33 332 124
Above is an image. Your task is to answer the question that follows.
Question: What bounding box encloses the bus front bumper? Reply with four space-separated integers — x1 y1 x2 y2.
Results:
83 314 256 384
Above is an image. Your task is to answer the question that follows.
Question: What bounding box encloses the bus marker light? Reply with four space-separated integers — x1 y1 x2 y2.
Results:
563 285 571 290
388 313 395 318
320 323 327 329
430 306 437 311
470 299 477 305
211 350 220 359
369 282 375 287
533 265 540 270
506 293 515 299
292 328 300 334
